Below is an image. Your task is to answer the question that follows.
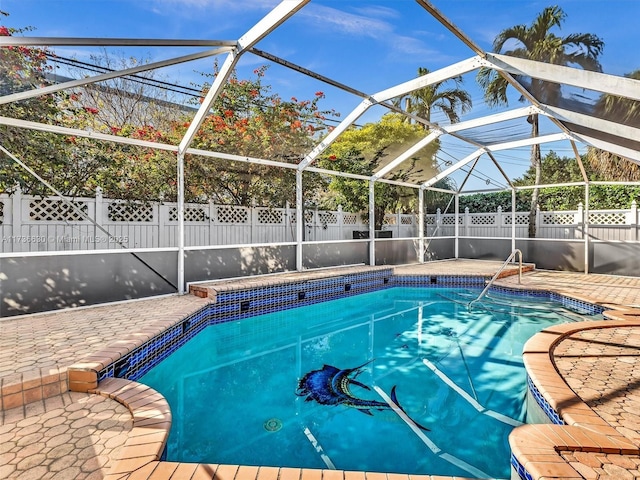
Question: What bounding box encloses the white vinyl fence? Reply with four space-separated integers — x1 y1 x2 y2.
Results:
0 188 413 252
428 204 640 241
1 188 638 253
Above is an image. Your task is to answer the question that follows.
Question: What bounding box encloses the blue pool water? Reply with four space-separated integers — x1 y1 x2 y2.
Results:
140 287 599 479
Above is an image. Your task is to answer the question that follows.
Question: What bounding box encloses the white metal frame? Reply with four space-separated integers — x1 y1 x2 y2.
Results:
0 0 639 291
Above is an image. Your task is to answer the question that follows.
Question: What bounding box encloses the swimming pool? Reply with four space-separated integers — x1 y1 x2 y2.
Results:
140 286 600 479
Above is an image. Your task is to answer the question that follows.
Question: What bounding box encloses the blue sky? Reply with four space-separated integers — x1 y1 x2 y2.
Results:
1 0 639 190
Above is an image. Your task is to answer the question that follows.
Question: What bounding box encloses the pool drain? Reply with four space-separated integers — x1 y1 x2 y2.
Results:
264 418 282 432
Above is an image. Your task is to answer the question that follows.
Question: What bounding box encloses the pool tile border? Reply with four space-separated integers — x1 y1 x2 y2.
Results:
69 268 605 394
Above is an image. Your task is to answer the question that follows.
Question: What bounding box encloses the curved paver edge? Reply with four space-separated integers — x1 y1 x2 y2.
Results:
511 309 640 480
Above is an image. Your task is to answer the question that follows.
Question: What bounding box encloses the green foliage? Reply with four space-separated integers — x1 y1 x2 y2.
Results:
0 21 331 205
317 114 441 228
589 185 640 209
459 151 640 212
318 147 417 229
459 191 528 212
322 113 439 182
176 65 333 205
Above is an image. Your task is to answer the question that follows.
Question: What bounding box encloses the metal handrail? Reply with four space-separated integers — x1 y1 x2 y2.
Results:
468 249 523 310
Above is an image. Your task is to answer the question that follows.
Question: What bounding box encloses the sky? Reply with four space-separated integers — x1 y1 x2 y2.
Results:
1 0 639 191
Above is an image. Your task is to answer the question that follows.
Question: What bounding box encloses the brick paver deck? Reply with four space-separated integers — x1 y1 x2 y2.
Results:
3 261 640 479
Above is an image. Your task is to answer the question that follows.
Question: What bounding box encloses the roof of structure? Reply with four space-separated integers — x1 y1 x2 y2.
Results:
1 0 638 195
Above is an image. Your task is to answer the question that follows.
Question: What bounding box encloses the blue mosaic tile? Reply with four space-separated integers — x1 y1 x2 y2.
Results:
393 275 488 287
99 268 604 397
511 453 529 480
527 375 565 425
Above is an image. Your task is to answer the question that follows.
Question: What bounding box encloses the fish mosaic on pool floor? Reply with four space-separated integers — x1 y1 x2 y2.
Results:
296 360 429 431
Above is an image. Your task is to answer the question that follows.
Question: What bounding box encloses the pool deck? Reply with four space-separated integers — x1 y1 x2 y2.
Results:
3 259 640 479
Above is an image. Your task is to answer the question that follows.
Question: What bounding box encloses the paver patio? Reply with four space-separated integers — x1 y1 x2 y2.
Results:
3 260 640 479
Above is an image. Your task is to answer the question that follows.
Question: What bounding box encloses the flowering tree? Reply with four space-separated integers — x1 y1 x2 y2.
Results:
176 65 335 206
0 15 334 205
0 14 120 197
0 15 57 194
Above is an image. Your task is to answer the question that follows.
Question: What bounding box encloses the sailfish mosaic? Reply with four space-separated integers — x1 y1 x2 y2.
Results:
296 360 429 431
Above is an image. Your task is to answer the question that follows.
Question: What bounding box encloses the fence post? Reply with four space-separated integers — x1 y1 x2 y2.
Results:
577 202 584 239
12 186 22 252
158 201 169 248
94 187 103 248
2 194 12 253
209 200 216 246
535 205 541 236
464 207 470 236
497 206 503 237
631 200 638 241
94 187 104 225
337 205 344 240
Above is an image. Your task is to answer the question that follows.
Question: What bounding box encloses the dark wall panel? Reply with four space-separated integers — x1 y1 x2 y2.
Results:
517 240 584 272
185 245 297 282
303 242 368 269
0 251 177 317
375 239 420 265
458 238 512 261
591 242 640 276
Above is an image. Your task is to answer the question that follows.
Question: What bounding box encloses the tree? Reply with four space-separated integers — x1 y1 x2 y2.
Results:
0 21 333 205
174 65 334 206
497 150 640 211
477 6 604 237
397 66 472 125
0 13 131 198
317 113 441 229
586 69 640 182
65 50 192 134
0 14 85 196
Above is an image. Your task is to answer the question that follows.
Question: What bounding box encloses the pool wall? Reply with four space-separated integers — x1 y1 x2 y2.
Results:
82 267 500 391
72 268 602 391
97 267 395 383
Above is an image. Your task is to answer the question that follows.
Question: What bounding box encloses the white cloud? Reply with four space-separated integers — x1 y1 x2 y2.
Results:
152 0 278 11
298 4 394 39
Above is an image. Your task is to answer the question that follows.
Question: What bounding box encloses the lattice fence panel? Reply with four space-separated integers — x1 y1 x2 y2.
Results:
504 214 530 225
425 216 436 225
318 212 338 225
289 210 316 224
343 213 358 225
169 206 207 222
0 200 3 225
543 212 575 225
257 209 283 224
442 216 462 225
401 216 414 225
589 212 626 225
30 198 88 221
304 211 314 224
108 202 153 222
470 215 495 225
216 206 249 224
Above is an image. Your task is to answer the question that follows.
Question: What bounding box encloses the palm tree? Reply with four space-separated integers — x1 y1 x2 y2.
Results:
586 69 640 181
477 6 604 237
399 67 472 125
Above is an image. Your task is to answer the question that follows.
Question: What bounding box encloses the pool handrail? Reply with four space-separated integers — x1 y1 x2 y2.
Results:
468 249 523 310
